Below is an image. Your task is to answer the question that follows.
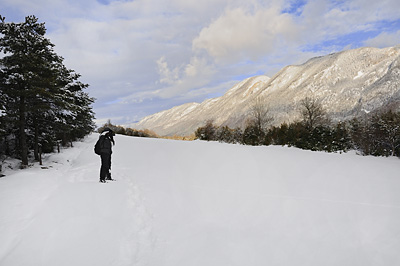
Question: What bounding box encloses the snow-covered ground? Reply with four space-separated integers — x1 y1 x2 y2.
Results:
1 134 400 266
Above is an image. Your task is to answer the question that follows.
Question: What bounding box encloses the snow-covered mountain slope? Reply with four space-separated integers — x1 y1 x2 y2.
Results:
134 75 271 136
134 46 400 136
1 134 400 266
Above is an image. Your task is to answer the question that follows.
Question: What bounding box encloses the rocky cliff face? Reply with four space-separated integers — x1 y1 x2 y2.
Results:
134 46 400 136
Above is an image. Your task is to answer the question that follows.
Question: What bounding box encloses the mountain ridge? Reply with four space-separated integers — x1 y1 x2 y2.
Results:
134 45 400 136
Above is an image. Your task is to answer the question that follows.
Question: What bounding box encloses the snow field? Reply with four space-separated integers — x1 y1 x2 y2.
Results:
1 134 400 266
0 136 155 266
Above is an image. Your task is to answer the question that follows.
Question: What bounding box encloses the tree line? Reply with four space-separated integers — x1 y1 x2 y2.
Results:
97 120 159 138
195 97 400 157
0 16 95 167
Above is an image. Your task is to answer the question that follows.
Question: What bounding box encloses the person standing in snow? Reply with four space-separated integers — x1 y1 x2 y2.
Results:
98 128 115 183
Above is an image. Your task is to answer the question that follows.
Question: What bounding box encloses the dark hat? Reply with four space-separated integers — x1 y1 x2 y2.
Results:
102 127 115 135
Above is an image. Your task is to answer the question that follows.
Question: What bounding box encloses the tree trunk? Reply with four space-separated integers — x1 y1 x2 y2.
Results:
19 96 28 166
34 117 39 161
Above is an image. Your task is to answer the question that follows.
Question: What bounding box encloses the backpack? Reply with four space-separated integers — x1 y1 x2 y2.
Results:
94 135 105 155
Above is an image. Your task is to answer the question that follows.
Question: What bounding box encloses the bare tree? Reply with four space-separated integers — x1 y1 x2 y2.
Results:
242 97 274 145
248 96 274 133
299 96 328 130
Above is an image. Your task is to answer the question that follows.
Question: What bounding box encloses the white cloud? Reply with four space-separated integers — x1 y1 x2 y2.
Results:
349 0 400 22
364 30 400 48
155 56 216 98
2 0 400 125
157 56 182 86
192 6 299 63
300 0 400 43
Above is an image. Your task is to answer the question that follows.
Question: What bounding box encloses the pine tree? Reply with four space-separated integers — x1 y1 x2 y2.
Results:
373 110 400 156
242 123 262 146
195 120 216 141
0 15 95 165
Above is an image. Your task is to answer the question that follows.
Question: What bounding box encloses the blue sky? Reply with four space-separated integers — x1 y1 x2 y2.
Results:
1 0 400 126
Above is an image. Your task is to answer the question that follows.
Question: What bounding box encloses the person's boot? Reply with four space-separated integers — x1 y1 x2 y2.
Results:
105 174 114 181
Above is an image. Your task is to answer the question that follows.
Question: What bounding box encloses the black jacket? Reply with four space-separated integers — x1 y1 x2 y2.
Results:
100 135 113 154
